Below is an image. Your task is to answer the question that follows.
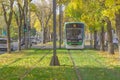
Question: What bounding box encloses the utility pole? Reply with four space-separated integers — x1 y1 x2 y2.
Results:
50 0 60 66
59 1 62 48
41 11 44 44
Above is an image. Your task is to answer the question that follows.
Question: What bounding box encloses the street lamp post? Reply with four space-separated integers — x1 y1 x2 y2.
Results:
59 2 62 48
50 0 60 66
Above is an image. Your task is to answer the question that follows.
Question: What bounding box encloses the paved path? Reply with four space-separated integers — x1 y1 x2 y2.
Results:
0 51 5 54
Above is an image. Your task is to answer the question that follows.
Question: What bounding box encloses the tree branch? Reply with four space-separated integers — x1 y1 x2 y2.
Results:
1 3 8 25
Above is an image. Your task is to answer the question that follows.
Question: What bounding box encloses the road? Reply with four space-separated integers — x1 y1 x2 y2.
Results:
0 42 18 54
0 42 40 54
0 51 5 54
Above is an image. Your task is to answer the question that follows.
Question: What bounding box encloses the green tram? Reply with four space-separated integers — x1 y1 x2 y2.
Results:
64 22 85 49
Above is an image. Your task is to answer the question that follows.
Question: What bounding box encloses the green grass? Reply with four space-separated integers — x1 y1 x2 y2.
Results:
70 50 120 80
0 49 120 80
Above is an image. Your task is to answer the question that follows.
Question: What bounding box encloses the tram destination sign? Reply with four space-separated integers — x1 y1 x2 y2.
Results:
66 23 84 28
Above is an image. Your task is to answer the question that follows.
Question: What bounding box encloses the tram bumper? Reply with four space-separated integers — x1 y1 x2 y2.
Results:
65 44 84 49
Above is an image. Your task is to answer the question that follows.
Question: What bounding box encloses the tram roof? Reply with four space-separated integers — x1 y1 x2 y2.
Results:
64 22 84 25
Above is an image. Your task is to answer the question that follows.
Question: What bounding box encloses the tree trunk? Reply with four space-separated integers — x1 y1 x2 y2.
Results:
94 30 97 49
24 0 29 49
115 10 120 57
14 1 23 51
50 33 53 41
100 26 105 51
106 17 114 54
2 1 14 53
6 26 11 53
44 27 48 43
90 31 93 48
46 27 50 42
46 27 49 42
43 27 46 44
18 25 21 51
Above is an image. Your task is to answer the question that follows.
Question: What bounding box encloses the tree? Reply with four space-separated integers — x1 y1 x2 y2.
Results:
105 17 114 54
115 10 120 55
21 0 32 49
13 0 24 51
100 21 105 51
0 16 6 36
1 0 14 53
114 1 120 56
33 0 53 43
23 0 29 49
101 0 120 54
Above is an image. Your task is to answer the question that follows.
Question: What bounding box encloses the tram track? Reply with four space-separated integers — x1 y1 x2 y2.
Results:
79 49 117 68
86 51 120 78
68 50 120 80
19 49 52 80
68 50 82 80
87 53 116 68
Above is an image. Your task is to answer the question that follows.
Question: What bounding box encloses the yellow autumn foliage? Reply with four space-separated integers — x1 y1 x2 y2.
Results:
102 9 115 19
34 20 41 32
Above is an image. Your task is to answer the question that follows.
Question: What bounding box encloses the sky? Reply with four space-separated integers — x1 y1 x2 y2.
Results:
32 0 65 15
32 0 49 3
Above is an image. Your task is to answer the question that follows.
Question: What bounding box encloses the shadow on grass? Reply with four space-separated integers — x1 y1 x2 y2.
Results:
0 65 120 80
78 66 120 80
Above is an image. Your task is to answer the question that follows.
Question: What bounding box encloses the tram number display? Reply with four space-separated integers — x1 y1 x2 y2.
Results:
66 23 84 28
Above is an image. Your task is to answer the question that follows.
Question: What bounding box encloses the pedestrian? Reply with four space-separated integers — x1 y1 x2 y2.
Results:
113 38 118 49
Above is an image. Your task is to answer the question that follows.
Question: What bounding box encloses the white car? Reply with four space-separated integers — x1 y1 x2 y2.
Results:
0 38 14 51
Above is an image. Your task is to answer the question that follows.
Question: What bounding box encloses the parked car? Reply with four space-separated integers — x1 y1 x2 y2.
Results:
0 38 14 51
20 38 37 46
30 38 37 44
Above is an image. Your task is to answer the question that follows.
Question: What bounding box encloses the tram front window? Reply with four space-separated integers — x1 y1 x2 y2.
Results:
66 28 82 40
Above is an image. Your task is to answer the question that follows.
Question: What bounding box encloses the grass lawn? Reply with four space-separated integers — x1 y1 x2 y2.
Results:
0 49 120 80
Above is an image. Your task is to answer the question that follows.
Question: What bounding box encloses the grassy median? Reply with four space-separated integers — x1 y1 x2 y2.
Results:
0 49 120 80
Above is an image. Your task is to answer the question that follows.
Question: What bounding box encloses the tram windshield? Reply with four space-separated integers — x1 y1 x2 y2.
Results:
66 28 83 40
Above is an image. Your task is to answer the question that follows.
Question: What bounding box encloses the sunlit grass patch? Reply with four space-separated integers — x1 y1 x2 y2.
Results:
0 52 28 67
98 51 120 67
0 49 46 66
